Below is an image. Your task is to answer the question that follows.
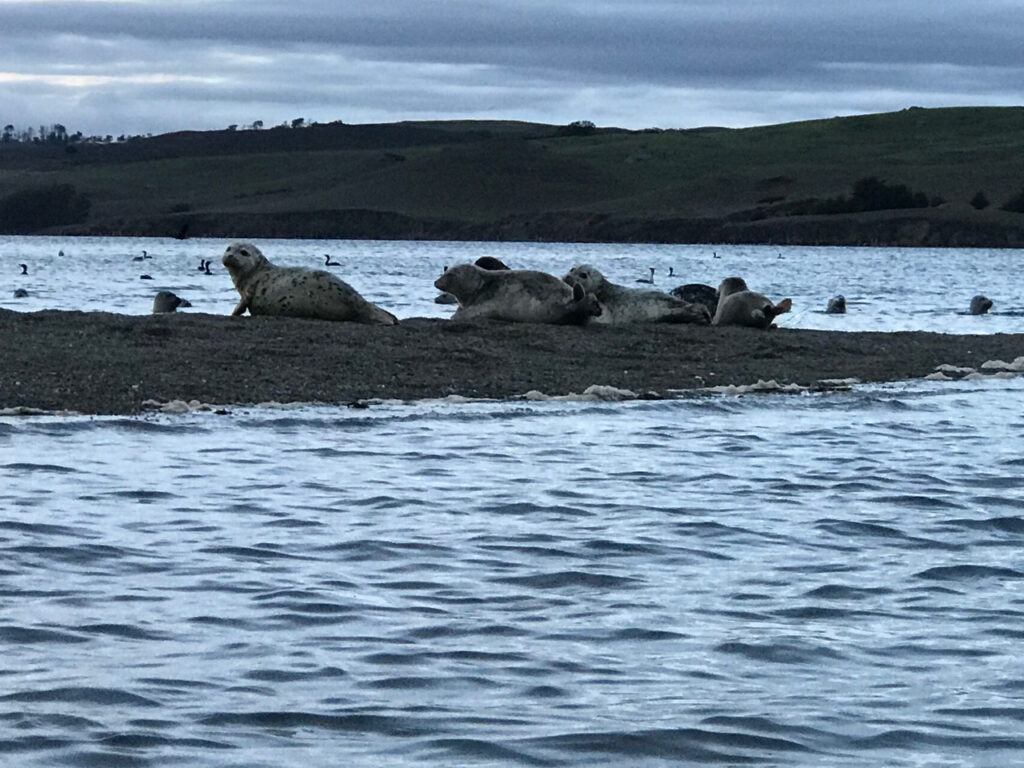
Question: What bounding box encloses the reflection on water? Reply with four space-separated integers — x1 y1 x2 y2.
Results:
3 379 1024 766
2 235 1023 333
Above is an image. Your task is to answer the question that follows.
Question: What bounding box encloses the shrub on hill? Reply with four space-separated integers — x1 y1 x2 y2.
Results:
1001 187 1024 213
0 184 91 233
970 191 990 210
815 177 930 214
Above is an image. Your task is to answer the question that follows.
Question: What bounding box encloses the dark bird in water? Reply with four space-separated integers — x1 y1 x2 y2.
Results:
324 254 340 266
635 266 655 284
713 251 720 259
13 288 28 298
197 259 207 271
58 250 64 256
667 267 675 277
202 260 212 275
19 263 28 275
140 274 153 280
132 250 148 262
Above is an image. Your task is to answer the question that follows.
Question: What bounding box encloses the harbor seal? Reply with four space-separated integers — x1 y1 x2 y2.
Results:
826 295 847 314
563 264 710 325
474 256 509 271
670 283 719 317
712 277 793 329
222 242 398 324
152 291 192 313
434 263 600 324
970 295 993 315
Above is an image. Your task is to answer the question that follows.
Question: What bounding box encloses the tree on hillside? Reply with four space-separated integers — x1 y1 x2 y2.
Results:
291 117 305 129
2 125 12 143
970 191 990 210
1002 187 1024 213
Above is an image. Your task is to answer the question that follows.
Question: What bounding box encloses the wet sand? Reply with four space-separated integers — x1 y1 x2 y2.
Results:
1 308 1022 415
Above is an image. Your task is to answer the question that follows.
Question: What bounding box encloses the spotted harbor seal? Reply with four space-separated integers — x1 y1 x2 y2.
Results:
970 295 993 315
670 283 719 317
826 295 847 314
434 263 600 324
563 264 710 325
222 242 397 324
152 291 192 313
712 277 792 329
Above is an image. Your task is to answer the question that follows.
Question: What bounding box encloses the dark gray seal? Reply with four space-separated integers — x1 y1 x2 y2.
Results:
222 242 398 324
435 263 600 324
563 264 709 325
826 295 847 314
671 283 719 317
970 295 993 315
712 277 792 329
152 291 192 313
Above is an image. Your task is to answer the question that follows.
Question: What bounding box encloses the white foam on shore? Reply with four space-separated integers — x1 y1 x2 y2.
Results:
520 384 640 402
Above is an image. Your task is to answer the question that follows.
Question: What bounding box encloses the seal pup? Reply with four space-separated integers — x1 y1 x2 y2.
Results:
563 264 709 325
670 283 718 317
221 241 398 324
970 295 993 315
826 295 847 314
152 291 192 313
712 276 792 329
434 263 600 324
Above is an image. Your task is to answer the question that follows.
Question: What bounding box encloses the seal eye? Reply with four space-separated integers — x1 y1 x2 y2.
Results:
240 249 249 257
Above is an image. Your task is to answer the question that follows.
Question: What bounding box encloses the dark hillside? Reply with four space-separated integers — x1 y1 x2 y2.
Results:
1 108 1023 246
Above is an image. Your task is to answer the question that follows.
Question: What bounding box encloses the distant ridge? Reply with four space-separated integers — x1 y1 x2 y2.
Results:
1 107 1023 247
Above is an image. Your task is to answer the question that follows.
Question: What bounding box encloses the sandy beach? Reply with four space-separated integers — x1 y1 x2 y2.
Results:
1 308 1021 415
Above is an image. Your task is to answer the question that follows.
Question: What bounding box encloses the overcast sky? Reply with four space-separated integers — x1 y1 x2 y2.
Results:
1 0 1022 137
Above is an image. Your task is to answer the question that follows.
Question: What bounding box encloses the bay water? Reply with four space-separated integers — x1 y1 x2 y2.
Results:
2 237 1024 766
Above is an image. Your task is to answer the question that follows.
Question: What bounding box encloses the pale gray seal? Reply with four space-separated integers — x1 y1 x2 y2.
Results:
434 263 600 324
712 277 793 329
222 241 398 324
826 295 847 314
671 283 718 316
970 295 993 315
563 264 710 325
152 291 192 313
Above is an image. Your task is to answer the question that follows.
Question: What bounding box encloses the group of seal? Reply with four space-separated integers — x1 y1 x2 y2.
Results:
150 241 793 329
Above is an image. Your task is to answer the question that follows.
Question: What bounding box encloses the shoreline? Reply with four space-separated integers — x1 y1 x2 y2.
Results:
2 309 1023 415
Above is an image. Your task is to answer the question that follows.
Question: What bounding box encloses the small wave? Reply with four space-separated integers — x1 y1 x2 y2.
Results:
914 564 1024 581
197 710 433 737
2 461 79 474
716 640 845 664
0 625 89 644
0 687 161 707
493 570 639 589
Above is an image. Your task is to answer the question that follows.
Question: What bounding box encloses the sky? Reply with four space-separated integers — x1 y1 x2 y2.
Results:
1 0 1022 138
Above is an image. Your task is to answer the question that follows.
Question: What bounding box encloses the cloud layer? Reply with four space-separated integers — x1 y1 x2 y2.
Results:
1 0 1021 136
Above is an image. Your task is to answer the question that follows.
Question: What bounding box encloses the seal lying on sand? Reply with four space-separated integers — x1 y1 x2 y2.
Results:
826 295 847 314
712 277 792 329
970 295 993 315
222 242 397 325
671 283 718 317
563 264 710 325
435 256 510 304
435 263 600 324
152 291 192 313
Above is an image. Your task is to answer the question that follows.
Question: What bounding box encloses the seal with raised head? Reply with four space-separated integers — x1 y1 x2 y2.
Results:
712 276 793 329
563 264 709 325
152 291 191 313
826 295 847 314
434 263 600 324
222 242 397 324
970 295 993 315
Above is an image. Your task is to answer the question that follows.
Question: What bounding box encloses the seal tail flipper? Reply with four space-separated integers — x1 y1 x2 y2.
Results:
774 298 793 315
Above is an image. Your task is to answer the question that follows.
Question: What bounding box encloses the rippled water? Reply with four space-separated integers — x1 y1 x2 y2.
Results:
3 237 1024 766
3 380 1024 766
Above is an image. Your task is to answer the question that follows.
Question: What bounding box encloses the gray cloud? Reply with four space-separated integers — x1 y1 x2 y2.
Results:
0 1 1020 135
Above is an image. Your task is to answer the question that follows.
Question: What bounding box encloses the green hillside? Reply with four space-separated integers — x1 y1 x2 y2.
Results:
1 107 1023 246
